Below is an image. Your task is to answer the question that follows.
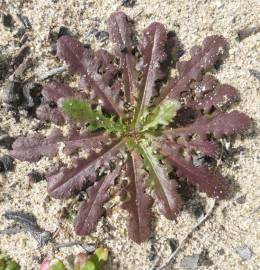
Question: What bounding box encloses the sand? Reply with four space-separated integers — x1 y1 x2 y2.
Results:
0 0 259 269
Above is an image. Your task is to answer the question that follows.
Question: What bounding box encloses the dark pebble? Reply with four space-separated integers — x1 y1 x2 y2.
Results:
0 155 15 172
217 248 225 255
236 195 246 204
28 170 45 183
0 53 10 80
198 249 213 267
32 121 46 131
249 69 260 82
191 204 205 219
94 30 109 42
0 130 15 149
168 238 178 252
58 26 70 38
22 82 42 110
122 0 136 7
3 80 43 116
3 81 24 107
2 14 14 28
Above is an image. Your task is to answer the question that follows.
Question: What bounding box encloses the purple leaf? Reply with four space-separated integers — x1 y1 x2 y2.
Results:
159 143 228 198
11 128 110 162
36 104 65 125
187 75 239 112
47 139 125 199
121 151 153 243
172 110 252 139
37 84 88 125
9 12 252 244
10 128 63 161
41 84 85 103
57 36 123 117
139 142 182 220
63 130 111 155
159 35 228 102
107 12 137 104
173 137 220 157
94 49 120 87
74 166 120 235
135 22 168 122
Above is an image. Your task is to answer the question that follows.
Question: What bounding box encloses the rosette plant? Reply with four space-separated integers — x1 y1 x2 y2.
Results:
11 12 251 243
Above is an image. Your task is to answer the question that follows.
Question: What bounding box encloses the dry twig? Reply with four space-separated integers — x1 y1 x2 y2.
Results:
156 199 216 270
38 66 66 81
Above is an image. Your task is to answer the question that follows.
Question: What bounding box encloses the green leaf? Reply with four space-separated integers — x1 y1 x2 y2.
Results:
141 100 180 132
94 248 108 265
0 259 6 270
5 261 20 270
80 248 108 270
63 99 97 123
63 99 126 135
80 260 96 270
136 139 161 188
50 261 66 270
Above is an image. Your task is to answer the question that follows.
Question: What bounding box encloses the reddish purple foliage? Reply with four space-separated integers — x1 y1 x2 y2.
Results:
10 12 252 243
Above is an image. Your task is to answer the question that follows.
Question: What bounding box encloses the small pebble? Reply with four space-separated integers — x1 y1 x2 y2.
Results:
28 170 45 183
180 254 199 270
122 0 136 7
192 153 205 167
57 26 70 38
236 195 246 204
16 14 31 29
94 30 109 42
13 27 26 39
236 245 253 261
249 69 260 82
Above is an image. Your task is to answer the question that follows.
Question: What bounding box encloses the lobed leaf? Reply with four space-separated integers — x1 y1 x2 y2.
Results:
158 142 228 198
138 140 182 220
187 75 239 113
57 36 123 117
36 84 87 125
93 49 120 87
47 139 125 199
62 99 126 134
134 22 168 126
10 128 109 162
41 84 86 103
74 167 120 235
141 99 180 131
172 110 252 139
36 105 66 125
107 12 137 105
10 128 63 162
121 151 153 243
158 35 228 103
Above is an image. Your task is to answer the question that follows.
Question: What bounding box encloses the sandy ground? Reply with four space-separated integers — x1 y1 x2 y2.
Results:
0 0 259 269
